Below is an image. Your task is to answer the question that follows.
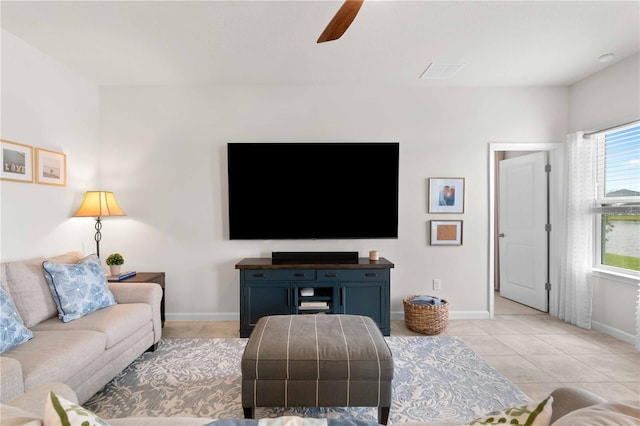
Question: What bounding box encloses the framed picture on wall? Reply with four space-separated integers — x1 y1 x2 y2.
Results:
0 139 33 183
35 148 66 187
428 177 465 213
430 220 463 246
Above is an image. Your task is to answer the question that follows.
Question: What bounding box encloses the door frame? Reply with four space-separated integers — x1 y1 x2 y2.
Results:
488 142 564 317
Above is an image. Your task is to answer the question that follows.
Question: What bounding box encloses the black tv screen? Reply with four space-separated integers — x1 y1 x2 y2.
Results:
227 142 399 240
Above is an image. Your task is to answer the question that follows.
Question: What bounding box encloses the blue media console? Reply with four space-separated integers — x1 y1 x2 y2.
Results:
235 257 394 338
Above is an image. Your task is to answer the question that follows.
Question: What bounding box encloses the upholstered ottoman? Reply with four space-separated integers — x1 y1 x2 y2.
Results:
241 315 394 424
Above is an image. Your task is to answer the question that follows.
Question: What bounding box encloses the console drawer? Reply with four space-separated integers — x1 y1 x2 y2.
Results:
317 270 384 281
244 269 316 281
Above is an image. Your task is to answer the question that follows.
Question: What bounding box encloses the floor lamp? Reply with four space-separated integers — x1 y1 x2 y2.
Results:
73 191 126 258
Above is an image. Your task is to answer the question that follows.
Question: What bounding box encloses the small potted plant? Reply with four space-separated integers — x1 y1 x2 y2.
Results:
105 253 124 276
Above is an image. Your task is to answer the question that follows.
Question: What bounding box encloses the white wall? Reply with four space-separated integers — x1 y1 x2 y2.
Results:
4 27 634 342
569 53 640 133
98 85 568 319
0 30 101 261
569 53 640 342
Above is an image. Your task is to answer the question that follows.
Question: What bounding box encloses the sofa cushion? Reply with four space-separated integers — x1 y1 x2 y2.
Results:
2 330 106 391
2 252 83 327
467 396 553 425
43 391 108 426
32 303 152 349
42 254 116 323
0 283 33 353
552 401 640 426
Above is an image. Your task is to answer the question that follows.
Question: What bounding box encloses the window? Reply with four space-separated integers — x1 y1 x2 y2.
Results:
593 122 640 275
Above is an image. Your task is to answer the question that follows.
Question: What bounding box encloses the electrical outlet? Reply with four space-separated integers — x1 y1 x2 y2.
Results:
433 279 441 290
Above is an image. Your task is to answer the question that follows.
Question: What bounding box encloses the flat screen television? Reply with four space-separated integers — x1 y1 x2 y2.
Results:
227 142 399 240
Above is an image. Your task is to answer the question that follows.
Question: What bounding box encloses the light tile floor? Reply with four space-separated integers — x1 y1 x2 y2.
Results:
163 294 639 403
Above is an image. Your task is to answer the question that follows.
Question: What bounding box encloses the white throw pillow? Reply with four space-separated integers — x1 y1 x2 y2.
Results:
467 396 553 426
43 391 109 426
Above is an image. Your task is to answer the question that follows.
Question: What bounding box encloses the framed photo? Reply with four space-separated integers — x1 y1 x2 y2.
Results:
430 220 463 246
0 139 33 183
428 177 465 213
35 148 66 186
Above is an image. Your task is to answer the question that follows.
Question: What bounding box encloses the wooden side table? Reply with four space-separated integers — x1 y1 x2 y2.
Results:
116 272 165 326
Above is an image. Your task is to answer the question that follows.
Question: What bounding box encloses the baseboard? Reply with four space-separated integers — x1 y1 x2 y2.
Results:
591 320 637 345
166 313 239 321
170 311 494 322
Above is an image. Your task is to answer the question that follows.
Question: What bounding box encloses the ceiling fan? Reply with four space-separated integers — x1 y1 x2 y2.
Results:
317 0 364 43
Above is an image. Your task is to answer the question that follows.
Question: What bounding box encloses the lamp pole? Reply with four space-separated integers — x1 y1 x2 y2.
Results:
94 217 102 258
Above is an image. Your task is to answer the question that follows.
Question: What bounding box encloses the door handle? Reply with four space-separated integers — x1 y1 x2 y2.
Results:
498 233 505 238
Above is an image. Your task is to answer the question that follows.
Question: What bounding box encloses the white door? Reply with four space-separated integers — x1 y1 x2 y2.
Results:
499 151 548 311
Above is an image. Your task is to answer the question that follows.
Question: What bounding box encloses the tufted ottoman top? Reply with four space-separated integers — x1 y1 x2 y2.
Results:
241 314 393 381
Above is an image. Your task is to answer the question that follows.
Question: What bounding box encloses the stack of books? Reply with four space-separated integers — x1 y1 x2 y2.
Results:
299 301 329 310
106 271 137 281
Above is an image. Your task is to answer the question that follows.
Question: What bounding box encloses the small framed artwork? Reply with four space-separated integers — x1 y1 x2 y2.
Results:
430 220 463 246
0 139 33 183
35 148 66 187
428 177 465 213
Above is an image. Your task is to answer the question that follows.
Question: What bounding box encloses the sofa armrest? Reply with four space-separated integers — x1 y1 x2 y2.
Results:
0 356 24 403
8 382 77 418
109 282 163 344
549 386 607 424
0 403 41 425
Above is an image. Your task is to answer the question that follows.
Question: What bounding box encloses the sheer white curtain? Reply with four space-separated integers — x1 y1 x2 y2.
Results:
637 287 640 350
556 132 595 328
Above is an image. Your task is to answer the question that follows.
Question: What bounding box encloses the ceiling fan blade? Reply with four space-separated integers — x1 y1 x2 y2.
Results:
317 0 364 43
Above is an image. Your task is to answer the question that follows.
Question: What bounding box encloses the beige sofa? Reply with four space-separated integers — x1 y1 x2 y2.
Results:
0 382 638 426
0 252 163 405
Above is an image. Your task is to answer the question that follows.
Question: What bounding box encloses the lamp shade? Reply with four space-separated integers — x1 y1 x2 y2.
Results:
73 191 126 218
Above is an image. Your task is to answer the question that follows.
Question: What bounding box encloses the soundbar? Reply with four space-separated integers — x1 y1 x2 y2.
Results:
272 251 359 264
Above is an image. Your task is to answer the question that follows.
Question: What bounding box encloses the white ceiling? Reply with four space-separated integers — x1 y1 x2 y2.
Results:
2 0 639 87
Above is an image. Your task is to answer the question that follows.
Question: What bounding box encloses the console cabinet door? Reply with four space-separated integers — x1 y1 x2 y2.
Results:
341 282 386 329
244 282 292 328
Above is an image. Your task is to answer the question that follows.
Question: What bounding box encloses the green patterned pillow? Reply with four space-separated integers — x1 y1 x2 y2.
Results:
43 391 109 426
468 396 553 426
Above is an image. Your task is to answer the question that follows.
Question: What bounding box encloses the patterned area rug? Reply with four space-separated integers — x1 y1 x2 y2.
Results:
85 337 530 423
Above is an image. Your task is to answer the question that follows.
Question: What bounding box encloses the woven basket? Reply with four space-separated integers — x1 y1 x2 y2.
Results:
403 295 449 335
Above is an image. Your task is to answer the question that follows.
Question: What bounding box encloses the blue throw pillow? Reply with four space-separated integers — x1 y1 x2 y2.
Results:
0 282 33 353
42 254 116 323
